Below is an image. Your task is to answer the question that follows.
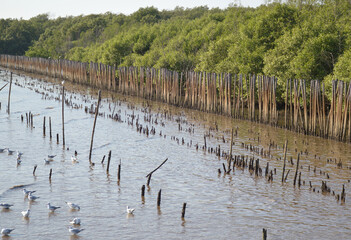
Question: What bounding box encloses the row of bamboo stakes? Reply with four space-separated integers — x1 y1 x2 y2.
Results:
1 54 350 142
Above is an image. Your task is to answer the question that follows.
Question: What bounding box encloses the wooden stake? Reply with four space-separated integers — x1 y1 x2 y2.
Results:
157 189 162 206
49 117 52 139
89 90 102 163
117 160 121 182
263 228 267 240
282 140 288 182
106 150 111 173
49 168 52 180
33 165 37 176
62 85 65 146
141 185 145 197
181 202 187 218
7 72 12 114
147 174 152 186
43 116 46 136
101 155 106 164
293 153 300 186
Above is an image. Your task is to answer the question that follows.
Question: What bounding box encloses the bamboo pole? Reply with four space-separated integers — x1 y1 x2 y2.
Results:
88 90 102 163
7 72 12 114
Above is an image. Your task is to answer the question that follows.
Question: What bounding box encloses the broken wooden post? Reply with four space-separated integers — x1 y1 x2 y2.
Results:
101 155 106 164
49 168 52 180
146 158 169 181
89 90 102 164
147 174 152 187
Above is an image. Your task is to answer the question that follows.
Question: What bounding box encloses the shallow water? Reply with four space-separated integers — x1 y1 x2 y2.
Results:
0 69 351 240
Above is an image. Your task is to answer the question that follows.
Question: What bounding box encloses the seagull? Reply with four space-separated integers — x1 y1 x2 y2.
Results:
126 206 135 214
47 203 61 212
17 151 23 158
28 192 40 201
23 189 36 195
44 158 50 164
70 218 81 225
0 203 14 209
0 148 6 153
71 156 78 162
65 201 80 210
1 228 14 236
7 149 15 155
17 157 22 165
68 226 84 235
21 209 30 217
48 155 56 160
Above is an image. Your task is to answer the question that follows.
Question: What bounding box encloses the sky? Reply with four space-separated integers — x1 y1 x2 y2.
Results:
0 0 265 20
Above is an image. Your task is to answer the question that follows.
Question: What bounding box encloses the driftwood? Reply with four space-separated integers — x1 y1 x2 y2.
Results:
0 82 8 91
146 158 168 178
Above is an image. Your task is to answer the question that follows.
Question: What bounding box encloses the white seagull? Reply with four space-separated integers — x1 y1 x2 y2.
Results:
126 206 135 214
21 209 30 217
44 158 50 164
28 192 40 201
47 203 61 212
0 148 6 153
65 201 80 210
68 226 84 235
71 156 78 162
17 151 23 158
70 218 81 225
23 189 36 195
1 228 15 236
0 203 14 209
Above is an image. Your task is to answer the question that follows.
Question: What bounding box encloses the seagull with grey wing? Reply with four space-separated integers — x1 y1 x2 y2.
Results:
65 201 80 210
1 228 14 236
68 226 84 235
47 203 61 212
28 192 40 201
23 188 36 195
70 218 81 225
0 203 14 209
